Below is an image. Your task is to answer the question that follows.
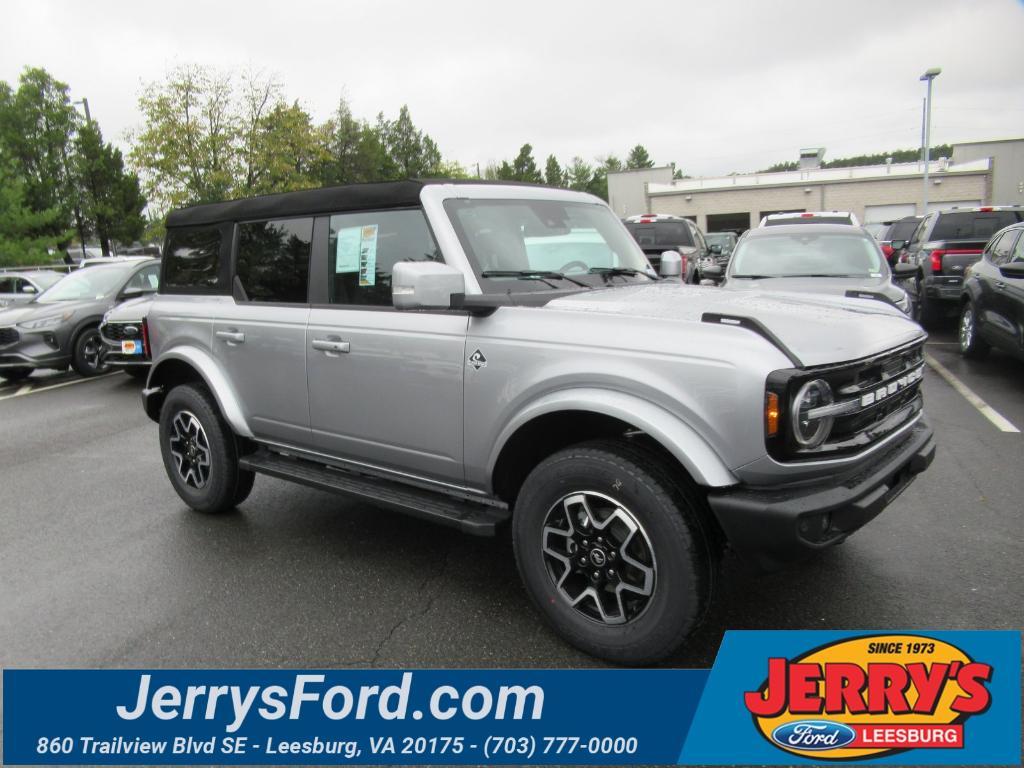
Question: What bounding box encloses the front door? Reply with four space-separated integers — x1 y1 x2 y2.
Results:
213 217 314 446
306 208 467 485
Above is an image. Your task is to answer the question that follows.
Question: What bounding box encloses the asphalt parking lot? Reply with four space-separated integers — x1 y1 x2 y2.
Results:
1 322 1022 673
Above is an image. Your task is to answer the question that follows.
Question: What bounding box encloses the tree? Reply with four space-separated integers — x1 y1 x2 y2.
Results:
544 154 565 187
376 105 442 178
0 68 81 244
75 122 146 255
318 96 389 185
130 64 237 215
566 156 593 191
0 156 69 266
626 144 654 169
585 155 622 201
511 143 543 183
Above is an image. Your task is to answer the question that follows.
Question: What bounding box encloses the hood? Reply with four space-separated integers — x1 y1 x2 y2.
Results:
722 274 907 305
0 297 104 325
544 282 923 368
104 294 155 321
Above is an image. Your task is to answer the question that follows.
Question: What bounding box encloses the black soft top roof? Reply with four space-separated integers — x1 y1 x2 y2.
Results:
164 179 549 228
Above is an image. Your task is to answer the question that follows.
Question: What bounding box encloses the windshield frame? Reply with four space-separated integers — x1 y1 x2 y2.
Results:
34 263 136 304
727 231 891 280
444 197 654 294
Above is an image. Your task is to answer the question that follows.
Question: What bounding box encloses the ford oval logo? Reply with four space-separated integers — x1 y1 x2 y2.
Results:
771 720 856 751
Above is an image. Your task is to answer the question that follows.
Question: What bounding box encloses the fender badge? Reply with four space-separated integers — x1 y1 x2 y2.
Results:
468 349 487 370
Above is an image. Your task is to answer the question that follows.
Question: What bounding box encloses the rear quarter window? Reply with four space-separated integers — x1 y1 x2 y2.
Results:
162 225 227 293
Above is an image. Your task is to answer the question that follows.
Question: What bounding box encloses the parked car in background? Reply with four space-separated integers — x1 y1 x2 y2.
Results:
958 221 1024 361
705 224 914 314
760 211 860 227
622 213 710 283
141 181 933 664
100 294 156 378
899 206 1024 326
704 231 738 259
878 215 922 264
0 270 63 308
0 258 159 382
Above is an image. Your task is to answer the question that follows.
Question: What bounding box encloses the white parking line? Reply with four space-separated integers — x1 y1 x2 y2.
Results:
0 373 119 402
924 353 1021 433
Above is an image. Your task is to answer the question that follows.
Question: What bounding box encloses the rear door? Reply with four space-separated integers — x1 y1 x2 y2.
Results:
991 230 1024 355
213 217 313 446
306 208 467 484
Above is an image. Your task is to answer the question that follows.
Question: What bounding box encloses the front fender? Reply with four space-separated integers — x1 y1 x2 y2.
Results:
146 347 253 438
485 388 738 488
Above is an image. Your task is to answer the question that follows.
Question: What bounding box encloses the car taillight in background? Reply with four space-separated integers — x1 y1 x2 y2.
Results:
881 243 894 259
930 251 943 273
141 317 151 357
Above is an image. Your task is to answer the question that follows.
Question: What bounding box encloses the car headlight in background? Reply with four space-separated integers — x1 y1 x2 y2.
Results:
18 311 73 330
792 378 834 447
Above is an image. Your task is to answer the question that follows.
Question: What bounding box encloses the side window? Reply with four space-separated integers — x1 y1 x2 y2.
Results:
236 218 313 303
124 264 161 293
163 226 223 292
327 209 440 306
910 216 930 245
1010 231 1024 264
691 224 707 252
991 231 1018 266
0 277 13 293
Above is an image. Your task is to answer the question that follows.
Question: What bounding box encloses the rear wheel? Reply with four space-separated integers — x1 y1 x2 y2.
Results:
513 440 715 665
959 301 990 359
71 327 109 377
1 367 33 382
159 384 254 514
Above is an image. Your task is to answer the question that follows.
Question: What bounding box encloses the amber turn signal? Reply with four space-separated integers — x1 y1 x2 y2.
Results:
765 392 780 437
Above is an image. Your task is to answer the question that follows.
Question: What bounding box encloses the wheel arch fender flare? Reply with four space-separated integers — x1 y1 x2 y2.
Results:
145 347 252 437
487 388 737 489
69 315 105 346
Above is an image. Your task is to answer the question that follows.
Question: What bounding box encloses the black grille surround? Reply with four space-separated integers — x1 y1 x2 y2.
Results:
0 326 19 346
766 340 926 462
100 322 142 342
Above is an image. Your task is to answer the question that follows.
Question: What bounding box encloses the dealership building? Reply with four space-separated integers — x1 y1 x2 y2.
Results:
608 137 1024 233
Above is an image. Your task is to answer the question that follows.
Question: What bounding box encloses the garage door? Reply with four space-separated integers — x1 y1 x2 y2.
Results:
864 203 916 223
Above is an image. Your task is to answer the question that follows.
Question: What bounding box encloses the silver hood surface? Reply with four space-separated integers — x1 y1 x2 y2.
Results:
545 282 924 368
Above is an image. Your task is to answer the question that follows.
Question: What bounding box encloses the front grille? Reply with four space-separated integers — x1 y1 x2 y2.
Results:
101 322 141 342
0 326 19 346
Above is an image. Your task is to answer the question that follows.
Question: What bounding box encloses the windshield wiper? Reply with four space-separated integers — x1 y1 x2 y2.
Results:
731 274 776 279
782 273 865 278
588 267 656 281
480 270 591 288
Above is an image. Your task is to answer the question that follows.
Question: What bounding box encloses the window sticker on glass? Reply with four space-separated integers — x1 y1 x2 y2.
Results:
358 224 378 287
336 227 362 274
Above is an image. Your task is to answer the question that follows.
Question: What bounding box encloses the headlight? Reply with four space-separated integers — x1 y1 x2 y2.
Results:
18 311 72 330
792 379 833 448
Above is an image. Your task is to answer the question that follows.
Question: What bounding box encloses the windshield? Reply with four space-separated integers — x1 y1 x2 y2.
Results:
730 232 886 278
888 218 920 241
705 233 736 247
445 199 652 292
36 264 134 303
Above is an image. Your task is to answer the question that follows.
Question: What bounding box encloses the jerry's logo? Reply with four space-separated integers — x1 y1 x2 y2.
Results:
744 634 993 760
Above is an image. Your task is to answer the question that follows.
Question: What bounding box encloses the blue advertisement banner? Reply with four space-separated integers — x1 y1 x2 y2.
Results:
3 630 1019 765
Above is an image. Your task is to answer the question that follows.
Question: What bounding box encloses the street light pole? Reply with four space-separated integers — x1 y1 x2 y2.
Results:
920 67 941 214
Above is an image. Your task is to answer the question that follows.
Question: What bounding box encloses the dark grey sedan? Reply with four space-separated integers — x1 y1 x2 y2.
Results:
0 259 160 382
705 224 914 315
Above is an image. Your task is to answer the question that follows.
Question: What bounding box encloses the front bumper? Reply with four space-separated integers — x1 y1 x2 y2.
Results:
0 326 70 370
707 417 935 569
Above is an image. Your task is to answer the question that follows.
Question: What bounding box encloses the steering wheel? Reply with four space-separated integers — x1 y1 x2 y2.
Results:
559 260 589 274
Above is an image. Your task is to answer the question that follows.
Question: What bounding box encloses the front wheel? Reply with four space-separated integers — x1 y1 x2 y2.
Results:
158 384 254 514
71 327 109 377
513 440 715 665
959 301 990 359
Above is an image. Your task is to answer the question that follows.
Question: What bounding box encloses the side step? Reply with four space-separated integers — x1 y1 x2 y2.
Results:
238 449 510 536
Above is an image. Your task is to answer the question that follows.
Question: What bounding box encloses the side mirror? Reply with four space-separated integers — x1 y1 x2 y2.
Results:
392 261 466 310
702 264 724 278
709 244 722 255
889 240 907 251
120 288 144 301
998 262 1024 279
658 250 682 278
892 262 917 279
21 284 37 294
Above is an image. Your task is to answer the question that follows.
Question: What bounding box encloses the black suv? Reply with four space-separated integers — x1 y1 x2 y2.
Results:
899 206 1024 325
959 221 1024 361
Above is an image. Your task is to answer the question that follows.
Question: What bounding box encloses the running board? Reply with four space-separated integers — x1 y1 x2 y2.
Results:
239 449 509 536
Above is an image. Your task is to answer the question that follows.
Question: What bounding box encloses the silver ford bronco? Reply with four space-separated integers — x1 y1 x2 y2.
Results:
142 181 935 663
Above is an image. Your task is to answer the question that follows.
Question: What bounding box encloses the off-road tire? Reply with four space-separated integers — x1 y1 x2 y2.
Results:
71 326 109 377
958 301 990 360
513 439 716 665
159 383 254 514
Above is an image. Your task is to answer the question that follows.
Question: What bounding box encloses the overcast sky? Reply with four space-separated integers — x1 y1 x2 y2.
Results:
2 0 1022 177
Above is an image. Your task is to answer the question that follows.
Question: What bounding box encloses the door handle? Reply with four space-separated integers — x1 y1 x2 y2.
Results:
311 338 350 354
216 330 245 344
